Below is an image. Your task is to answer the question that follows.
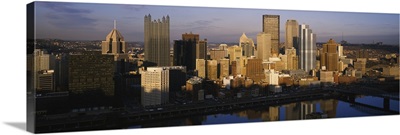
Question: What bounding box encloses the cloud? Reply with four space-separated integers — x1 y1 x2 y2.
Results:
173 19 222 31
41 2 92 14
123 16 140 20
123 5 146 11
41 2 98 30
46 14 97 29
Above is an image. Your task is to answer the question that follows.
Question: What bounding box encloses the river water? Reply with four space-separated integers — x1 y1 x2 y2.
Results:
129 96 399 128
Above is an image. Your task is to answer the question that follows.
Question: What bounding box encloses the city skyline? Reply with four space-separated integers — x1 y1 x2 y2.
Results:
35 2 399 45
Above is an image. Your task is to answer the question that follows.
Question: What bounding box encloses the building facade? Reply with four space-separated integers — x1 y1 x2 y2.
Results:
219 59 230 79
257 32 272 61
141 67 170 106
68 51 115 96
207 60 218 80
196 39 208 60
320 39 340 71
196 59 206 78
246 58 264 82
173 40 196 70
285 20 299 49
298 24 317 73
239 33 255 57
263 15 280 56
144 14 170 66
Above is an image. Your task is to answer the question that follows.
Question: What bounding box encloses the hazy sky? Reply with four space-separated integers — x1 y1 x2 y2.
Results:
35 2 399 45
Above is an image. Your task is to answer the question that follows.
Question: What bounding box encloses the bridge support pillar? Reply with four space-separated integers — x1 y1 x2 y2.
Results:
383 97 390 111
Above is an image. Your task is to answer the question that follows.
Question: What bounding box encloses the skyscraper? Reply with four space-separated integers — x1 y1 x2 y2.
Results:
321 39 340 71
298 24 317 72
173 33 199 71
101 20 127 61
257 32 272 61
196 59 206 78
207 60 218 80
239 33 255 57
196 39 208 60
262 15 280 56
219 59 230 79
144 14 170 66
285 20 299 49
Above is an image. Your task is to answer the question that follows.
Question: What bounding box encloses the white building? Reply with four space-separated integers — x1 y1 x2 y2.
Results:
223 76 234 90
141 67 170 106
265 69 279 85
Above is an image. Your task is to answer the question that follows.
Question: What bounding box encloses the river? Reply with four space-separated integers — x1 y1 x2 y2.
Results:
128 96 399 128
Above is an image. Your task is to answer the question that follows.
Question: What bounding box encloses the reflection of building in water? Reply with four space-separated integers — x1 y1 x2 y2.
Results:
236 110 262 120
184 116 207 125
269 106 280 121
320 99 338 118
284 103 301 120
300 101 316 120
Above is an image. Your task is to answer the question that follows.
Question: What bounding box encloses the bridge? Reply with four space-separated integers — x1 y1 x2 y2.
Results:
324 86 399 101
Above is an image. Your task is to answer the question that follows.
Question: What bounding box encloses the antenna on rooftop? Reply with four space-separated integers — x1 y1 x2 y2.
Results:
114 20 116 29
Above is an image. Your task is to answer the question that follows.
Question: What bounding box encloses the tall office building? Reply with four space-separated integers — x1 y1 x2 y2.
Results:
285 20 299 49
298 24 317 72
321 39 339 71
101 20 127 61
246 58 264 82
257 32 272 61
173 40 196 70
228 45 243 64
231 61 237 76
68 51 115 96
196 59 206 78
141 67 170 106
219 59 230 79
262 15 280 56
239 33 255 57
196 39 208 60
207 60 218 80
144 14 170 66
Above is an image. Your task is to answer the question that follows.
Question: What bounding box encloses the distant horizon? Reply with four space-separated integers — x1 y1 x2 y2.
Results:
34 2 400 45
35 38 400 46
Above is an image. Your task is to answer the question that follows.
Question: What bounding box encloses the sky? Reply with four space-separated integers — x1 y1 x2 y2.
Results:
34 2 400 45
